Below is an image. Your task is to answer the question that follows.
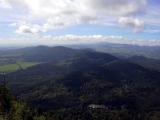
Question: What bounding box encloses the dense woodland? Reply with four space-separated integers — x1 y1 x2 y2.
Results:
0 45 160 120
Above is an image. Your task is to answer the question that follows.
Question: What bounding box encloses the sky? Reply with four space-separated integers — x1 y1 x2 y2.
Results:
0 0 160 46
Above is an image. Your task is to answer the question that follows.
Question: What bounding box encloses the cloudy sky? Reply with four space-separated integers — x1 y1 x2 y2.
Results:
0 0 160 46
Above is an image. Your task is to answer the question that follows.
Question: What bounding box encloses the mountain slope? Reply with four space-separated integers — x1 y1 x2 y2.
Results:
7 50 117 93
0 46 81 65
6 49 160 113
128 56 160 71
72 42 160 59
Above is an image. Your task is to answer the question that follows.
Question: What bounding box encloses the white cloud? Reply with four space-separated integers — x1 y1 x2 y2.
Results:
1 35 160 47
9 22 17 26
118 17 144 32
0 0 11 8
15 24 42 34
2 0 148 33
144 29 160 33
48 34 160 46
83 0 147 16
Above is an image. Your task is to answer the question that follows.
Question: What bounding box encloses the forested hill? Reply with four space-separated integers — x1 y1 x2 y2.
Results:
0 46 160 119
0 46 81 64
0 85 48 120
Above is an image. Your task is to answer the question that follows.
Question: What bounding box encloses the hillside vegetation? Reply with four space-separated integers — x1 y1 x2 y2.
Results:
0 46 160 120
0 62 40 73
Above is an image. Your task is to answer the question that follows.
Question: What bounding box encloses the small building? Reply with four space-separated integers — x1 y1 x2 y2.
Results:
88 104 107 109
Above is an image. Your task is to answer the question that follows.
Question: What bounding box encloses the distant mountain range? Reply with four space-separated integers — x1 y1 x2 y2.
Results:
71 42 160 59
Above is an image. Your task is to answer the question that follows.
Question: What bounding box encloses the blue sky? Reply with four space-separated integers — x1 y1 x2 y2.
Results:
0 0 160 46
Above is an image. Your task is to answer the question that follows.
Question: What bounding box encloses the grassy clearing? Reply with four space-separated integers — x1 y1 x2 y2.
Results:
0 62 40 73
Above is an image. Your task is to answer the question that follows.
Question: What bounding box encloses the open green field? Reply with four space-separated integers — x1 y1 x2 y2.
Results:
0 62 40 73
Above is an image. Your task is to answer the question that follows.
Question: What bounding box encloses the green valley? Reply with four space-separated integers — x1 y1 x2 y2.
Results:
0 62 40 73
